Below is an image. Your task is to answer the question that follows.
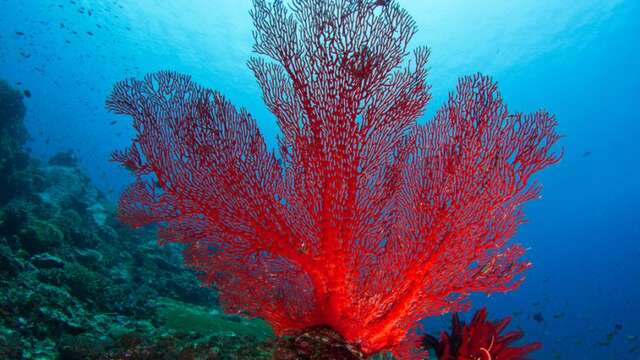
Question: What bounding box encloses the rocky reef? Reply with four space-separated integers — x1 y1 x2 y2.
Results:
0 80 30 205
0 80 273 359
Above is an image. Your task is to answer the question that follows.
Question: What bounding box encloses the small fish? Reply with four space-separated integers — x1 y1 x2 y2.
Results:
532 312 544 323
15 31 25 36
598 340 611 347
109 120 117 125
86 31 94 36
605 331 618 342
582 151 591 157
23 90 31 98
552 312 565 319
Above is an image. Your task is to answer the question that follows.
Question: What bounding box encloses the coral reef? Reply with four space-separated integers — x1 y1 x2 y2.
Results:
0 80 272 358
0 79 30 204
108 0 559 357
422 308 542 360
272 326 368 360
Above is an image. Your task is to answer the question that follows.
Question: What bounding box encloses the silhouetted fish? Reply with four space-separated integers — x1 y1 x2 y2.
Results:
532 312 544 323
553 312 565 319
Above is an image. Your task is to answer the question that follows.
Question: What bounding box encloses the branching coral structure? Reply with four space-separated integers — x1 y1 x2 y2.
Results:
107 0 560 357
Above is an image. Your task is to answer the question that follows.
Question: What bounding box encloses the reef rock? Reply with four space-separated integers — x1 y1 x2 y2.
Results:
0 79 272 358
30 253 65 269
0 80 30 204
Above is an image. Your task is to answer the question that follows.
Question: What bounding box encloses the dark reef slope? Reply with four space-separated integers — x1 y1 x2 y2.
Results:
0 80 273 359
0 80 29 205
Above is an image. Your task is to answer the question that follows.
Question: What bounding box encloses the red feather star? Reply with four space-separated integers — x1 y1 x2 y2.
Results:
422 308 542 360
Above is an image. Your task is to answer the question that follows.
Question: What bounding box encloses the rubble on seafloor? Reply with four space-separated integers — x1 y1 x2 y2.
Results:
0 79 275 359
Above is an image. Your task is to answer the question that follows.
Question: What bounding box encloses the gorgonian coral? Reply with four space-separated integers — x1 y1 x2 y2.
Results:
107 0 560 357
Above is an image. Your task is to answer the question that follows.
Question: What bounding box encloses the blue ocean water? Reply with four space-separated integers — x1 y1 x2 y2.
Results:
1 0 638 359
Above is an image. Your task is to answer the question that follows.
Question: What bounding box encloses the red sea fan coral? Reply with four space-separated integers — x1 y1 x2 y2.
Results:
106 0 560 357
422 308 542 360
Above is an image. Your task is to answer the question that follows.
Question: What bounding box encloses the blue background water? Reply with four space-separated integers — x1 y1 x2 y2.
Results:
1 1 638 358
